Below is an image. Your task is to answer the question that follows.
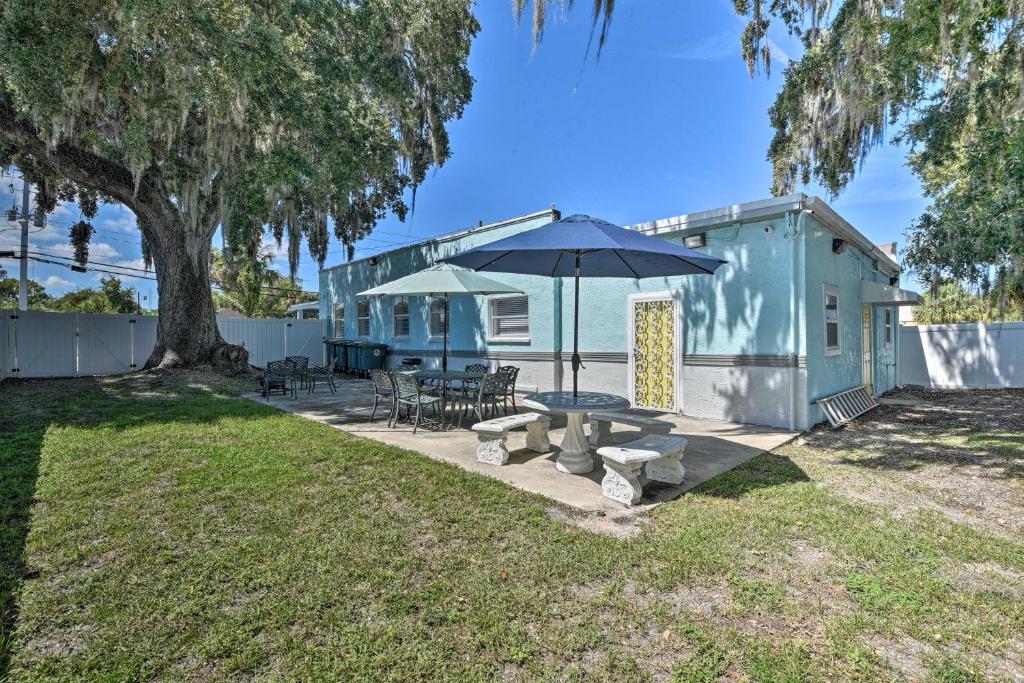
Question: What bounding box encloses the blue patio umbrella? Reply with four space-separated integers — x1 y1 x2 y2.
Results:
441 214 727 397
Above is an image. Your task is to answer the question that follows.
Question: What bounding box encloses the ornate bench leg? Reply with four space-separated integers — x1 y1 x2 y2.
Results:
525 421 551 453
476 431 510 465
601 459 644 506
645 449 685 485
588 419 612 447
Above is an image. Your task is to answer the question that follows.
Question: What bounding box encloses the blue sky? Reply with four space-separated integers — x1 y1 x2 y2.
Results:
0 1 928 305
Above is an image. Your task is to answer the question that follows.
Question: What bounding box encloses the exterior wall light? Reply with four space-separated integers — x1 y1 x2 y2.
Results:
683 233 706 249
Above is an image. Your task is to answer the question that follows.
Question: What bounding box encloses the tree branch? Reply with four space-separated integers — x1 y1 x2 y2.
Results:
0 96 180 237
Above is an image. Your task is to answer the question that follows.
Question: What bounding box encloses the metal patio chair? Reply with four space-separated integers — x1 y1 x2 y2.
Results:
262 360 294 399
487 365 520 415
392 370 443 434
455 372 505 428
369 368 398 425
305 358 337 394
286 355 310 389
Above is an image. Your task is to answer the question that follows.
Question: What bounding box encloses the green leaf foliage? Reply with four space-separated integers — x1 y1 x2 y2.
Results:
0 0 479 274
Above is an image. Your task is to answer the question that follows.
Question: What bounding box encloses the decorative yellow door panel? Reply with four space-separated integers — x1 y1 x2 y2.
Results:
630 296 678 411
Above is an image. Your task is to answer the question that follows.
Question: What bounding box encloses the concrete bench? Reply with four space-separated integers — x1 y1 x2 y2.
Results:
472 412 551 466
597 434 688 506
588 411 673 447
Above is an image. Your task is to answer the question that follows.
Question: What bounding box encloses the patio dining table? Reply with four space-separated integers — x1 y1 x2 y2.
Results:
521 391 630 474
413 369 485 428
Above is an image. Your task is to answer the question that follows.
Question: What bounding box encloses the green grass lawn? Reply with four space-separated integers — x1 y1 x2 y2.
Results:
1 373 1022 681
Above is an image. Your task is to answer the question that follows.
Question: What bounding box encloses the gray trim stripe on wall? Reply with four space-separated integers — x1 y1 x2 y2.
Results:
385 349 806 368
682 354 807 368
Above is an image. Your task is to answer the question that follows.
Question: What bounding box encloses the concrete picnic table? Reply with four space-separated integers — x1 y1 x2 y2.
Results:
521 391 630 474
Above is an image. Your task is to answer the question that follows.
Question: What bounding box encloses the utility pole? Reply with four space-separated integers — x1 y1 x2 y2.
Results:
18 177 30 311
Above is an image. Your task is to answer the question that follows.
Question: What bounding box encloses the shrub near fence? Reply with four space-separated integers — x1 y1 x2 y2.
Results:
0 310 328 379
899 322 1024 389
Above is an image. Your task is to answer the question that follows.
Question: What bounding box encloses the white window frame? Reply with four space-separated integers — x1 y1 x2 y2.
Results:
428 296 447 341
332 303 345 338
392 296 410 339
356 298 371 339
487 294 530 343
884 307 893 346
823 283 841 356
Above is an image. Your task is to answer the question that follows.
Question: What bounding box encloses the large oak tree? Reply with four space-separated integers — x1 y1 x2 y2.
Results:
525 1 1024 297
0 0 477 368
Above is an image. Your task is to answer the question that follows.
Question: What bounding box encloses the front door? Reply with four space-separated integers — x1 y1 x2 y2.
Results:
629 294 679 412
862 305 874 395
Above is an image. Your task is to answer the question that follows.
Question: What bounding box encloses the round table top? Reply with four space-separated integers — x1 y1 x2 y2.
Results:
522 391 630 414
415 369 485 381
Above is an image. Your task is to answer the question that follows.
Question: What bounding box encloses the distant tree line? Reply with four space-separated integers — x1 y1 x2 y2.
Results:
0 256 315 318
913 277 1024 325
0 266 144 314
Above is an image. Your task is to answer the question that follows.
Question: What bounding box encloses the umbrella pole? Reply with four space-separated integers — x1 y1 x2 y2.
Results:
443 293 449 373
572 253 582 399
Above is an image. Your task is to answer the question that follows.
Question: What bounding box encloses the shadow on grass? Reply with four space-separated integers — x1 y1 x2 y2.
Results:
807 387 1024 481
0 373 263 679
691 452 811 499
0 399 43 680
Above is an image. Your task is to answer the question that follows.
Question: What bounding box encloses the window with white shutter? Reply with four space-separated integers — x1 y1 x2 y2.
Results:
357 298 371 338
392 296 409 338
429 297 446 339
823 284 840 356
488 296 529 341
332 304 345 338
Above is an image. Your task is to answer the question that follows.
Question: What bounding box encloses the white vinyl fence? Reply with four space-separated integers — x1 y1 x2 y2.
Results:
899 322 1024 389
0 310 328 379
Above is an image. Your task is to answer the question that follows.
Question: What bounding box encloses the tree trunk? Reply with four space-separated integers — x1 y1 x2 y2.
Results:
0 100 249 373
143 214 249 372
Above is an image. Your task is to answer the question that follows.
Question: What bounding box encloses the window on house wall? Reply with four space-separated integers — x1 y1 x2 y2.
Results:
392 296 410 338
356 298 371 338
429 297 446 338
332 304 345 338
823 284 840 356
884 308 893 345
488 295 529 341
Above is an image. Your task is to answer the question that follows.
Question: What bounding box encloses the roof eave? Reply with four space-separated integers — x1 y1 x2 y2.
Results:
319 208 559 273
628 193 903 277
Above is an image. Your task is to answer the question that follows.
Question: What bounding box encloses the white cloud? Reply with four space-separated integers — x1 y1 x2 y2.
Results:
42 275 73 290
98 212 137 233
661 30 739 62
658 7 792 65
26 240 121 261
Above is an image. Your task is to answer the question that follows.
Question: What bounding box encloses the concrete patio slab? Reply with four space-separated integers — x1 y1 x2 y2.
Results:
246 378 796 519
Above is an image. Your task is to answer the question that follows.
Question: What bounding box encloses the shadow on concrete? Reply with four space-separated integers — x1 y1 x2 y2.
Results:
252 377 797 516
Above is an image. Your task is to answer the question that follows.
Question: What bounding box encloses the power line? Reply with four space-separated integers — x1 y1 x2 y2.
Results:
2 246 318 296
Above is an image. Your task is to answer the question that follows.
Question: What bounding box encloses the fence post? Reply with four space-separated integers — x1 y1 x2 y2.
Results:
74 313 80 377
11 312 18 376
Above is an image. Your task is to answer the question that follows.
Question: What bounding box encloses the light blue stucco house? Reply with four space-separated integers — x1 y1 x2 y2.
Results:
319 194 921 430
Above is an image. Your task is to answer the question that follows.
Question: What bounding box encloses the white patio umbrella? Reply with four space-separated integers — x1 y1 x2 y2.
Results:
358 263 522 371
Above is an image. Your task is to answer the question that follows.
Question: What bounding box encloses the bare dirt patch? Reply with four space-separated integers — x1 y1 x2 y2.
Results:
788 387 1024 539
544 505 650 539
866 635 933 680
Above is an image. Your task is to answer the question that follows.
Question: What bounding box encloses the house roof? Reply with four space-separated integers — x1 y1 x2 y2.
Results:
320 209 559 273
626 193 902 276
319 195 901 278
